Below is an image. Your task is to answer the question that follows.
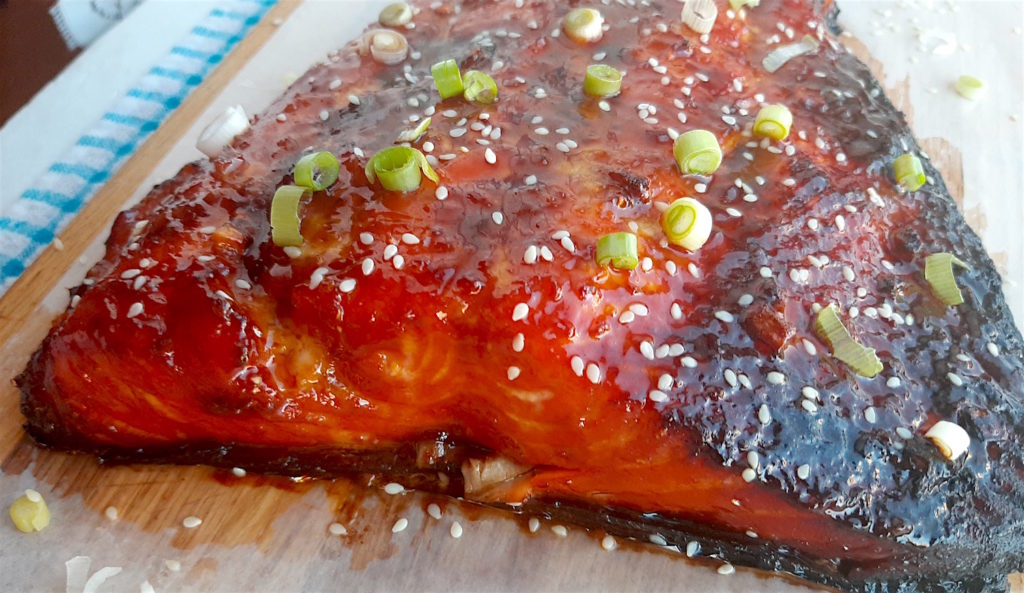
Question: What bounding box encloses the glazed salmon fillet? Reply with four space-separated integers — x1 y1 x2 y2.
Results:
17 1 1024 591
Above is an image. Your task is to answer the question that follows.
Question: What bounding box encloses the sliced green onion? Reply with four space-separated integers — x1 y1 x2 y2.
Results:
583 64 622 98
596 232 639 270
396 117 431 143
673 129 722 175
954 75 985 101
563 7 604 43
681 0 718 34
662 197 713 251
728 0 759 10
270 185 309 247
814 304 883 378
762 35 819 73
893 153 926 191
365 146 438 192
463 70 498 104
924 252 971 306
431 59 464 100
293 151 339 191
371 30 409 65
379 2 413 27
9 490 50 533
753 104 793 140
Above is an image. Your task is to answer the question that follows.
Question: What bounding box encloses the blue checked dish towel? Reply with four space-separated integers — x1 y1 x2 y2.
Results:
0 0 276 296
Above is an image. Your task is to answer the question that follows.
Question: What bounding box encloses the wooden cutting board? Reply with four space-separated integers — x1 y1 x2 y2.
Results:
1 2 1020 592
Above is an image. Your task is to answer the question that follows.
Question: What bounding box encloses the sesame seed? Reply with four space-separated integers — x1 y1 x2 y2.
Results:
450 128 467 138
105 506 118 521
427 503 442 520
383 244 398 260
276 114 287 122
571 355 585 376
393 255 405 269
656 344 671 358
133 275 147 290
560 237 575 253
450 521 463 538
802 399 818 413
329 79 342 90
801 386 819 400
807 218 820 231
738 374 752 389
121 268 142 279
741 468 756 482
555 142 570 153
680 356 698 368
947 372 964 387
586 363 601 384
319 109 329 121
835 215 847 232
434 186 449 200
766 371 785 385
641 257 654 272
492 211 504 225
724 369 738 387
183 516 202 529
896 427 914 440
513 302 529 321
601 535 616 551
528 517 540 533
513 333 525 352
747 451 759 469
649 533 668 546
524 175 538 186
534 127 550 135
640 341 656 360
127 302 144 319
987 342 1000 356
759 266 773 278
864 406 878 424
797 464 811 480
686 541 700 557
886 377 901 388
552 525 569 538
234 278 251 291
599 100 611 112
619 311 636 324
524 245 539 264
349 94 360 105
718 563 735 576
401 233 420 245
362 258 375 276
384 482 405 495
649 390 668 403
843 265 855 282
670 303 683 320
540 246 554 262
507 366 521 381
726 207 742 217
392 518 409 533
329 522 347 536
735 294 754 308
484 148 497 164
687 262 700 277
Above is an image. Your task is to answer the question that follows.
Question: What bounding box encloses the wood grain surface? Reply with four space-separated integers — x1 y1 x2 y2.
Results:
0 3 1019 593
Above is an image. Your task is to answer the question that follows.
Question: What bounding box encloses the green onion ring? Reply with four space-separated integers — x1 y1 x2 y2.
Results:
293 151 340 191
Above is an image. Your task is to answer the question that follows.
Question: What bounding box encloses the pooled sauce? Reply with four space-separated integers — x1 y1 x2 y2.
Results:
18 0 1024 589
